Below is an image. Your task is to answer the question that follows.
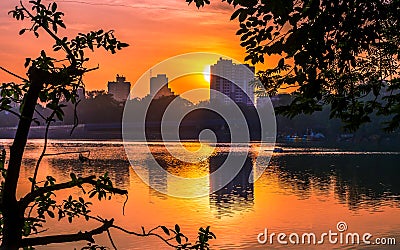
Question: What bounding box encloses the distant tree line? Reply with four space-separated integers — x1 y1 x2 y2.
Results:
2 92 398 143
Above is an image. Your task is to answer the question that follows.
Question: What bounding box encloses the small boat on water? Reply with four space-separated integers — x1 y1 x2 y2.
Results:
273 147 284 153
284 130 326 142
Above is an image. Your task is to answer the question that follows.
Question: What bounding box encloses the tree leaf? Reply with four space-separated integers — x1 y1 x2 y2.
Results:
278 58 284 68
161 226 170 235
175 224 180 233
51 2 57 12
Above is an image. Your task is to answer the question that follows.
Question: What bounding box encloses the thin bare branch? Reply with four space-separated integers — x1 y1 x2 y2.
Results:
0 66 28 82
76 213 180 248
34 108 47 121
0 108 22 118
84 65 100 73
70 99 81 136
31 112 55 192
106 229 118 250
43 150 90 157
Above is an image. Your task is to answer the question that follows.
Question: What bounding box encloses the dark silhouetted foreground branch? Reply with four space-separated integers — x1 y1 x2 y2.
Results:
19 176 128 208
0 66 28 82
20 219 114 247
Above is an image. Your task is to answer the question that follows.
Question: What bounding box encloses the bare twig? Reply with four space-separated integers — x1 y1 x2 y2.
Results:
0 66 29 82
31 113 55 192
34 108 47 121
43 150 90 157
109 224 179 248
106 229 118 250
70 99 81 136
62 211 180 248
84 65 100 73
122 193 128 216
0 108 22 118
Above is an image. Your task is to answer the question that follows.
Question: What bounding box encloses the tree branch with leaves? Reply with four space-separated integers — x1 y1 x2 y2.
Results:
188 0 400 131
0 1 215 249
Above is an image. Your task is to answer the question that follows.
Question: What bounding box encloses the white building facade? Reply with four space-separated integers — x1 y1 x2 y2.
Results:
210 58 255 106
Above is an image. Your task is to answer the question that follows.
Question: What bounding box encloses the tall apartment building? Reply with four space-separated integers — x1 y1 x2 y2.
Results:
210 58 255 106
107 74 131 102
150 74 174 99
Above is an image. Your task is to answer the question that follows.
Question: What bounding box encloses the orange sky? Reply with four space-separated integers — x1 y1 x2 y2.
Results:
0 0 277 102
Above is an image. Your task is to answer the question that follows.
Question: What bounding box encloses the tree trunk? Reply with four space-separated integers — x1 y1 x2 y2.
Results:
1 68 45 249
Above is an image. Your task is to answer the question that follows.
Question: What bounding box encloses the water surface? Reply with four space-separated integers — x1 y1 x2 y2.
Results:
1 139 399 249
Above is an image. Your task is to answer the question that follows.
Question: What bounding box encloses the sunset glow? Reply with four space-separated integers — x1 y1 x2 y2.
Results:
0 0 274 96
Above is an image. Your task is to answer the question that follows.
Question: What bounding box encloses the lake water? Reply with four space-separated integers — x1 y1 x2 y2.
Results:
2 139 400 249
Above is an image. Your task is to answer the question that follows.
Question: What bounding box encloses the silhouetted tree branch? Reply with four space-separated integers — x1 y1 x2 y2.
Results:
20 219 114 247
188 0 400 131
20 175 127 209
0 66 28 82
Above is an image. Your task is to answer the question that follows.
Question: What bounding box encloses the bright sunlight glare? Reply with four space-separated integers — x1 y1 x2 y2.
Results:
203 65 211 83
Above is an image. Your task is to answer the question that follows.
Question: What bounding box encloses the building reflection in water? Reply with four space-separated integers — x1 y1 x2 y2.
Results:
137 144 256 216
268 154 400 210
133 142 211 198
209 153 255 218
45 141 400 216
144 156 168 198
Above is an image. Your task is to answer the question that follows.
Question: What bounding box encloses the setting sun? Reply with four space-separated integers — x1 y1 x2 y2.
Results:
203 65 211 83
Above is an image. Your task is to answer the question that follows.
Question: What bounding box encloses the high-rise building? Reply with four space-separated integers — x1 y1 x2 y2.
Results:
107 74 131 102
210 58 255 106
150 74 174 99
